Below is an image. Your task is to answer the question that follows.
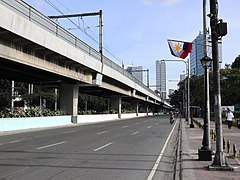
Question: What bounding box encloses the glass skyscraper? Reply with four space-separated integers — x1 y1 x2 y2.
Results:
190 32 222 76
190 33 205 76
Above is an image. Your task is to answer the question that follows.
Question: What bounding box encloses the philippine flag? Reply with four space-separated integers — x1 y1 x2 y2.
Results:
167 40 192 59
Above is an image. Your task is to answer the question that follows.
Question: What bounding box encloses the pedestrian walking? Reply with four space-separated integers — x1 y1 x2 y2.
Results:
225 108 234 129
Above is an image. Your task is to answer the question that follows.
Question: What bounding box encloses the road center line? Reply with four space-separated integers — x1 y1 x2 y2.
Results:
9 140 21 144
62 130 78 134
147 126 152 129
236 158 240 165
147 120 178 180
97 130 109 135
36 141 66 150
93 142 113 152
97 125 104 127
131 131 139 135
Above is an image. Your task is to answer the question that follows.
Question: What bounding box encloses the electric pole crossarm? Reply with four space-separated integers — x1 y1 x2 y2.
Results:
48 12 101 19
48 10 104 73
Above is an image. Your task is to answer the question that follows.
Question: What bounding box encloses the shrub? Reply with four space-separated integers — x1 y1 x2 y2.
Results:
0 107 64 118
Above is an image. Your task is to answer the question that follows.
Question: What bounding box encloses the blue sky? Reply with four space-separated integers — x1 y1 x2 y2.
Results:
24 0 240 92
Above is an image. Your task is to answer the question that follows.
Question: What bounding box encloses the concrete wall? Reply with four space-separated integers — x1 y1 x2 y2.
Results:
0 116 72 131
0 113 153 132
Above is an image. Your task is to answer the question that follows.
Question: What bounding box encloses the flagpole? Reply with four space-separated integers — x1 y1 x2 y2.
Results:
188 57 194 128
167 39 192 43
167 38 212 47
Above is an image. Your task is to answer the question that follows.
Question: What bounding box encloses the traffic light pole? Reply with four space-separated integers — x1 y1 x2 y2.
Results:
208 0 232 170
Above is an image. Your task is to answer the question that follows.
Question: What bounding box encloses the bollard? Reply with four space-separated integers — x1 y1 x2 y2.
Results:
233 144 236 157
210 129 214 139
223 137 226 150
227 140 230 153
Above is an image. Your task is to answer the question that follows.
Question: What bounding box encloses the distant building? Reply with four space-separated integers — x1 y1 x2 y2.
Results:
190 32 222 76
125 65 143 83
156 60 166 99
168 89 175 96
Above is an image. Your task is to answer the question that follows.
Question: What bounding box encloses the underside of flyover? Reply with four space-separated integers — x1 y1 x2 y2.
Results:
0 27 135 98
0 25 164 116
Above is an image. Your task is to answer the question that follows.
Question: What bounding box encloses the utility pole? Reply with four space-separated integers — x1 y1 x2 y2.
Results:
208 0 232 170
99 10 103 72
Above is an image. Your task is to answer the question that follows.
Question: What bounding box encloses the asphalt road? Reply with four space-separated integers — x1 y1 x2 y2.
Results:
0 115 179 180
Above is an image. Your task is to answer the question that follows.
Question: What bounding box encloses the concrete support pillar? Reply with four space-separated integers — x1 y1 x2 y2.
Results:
151 105 155 115
133 100 139 117
111 95 122 119
146 104 149 116
59 83 79 123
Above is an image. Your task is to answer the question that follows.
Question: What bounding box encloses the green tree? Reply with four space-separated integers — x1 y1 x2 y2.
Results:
231 55 240 69
0 79 11 110
189 75 204 108
169 80 186 109
220 68 240 105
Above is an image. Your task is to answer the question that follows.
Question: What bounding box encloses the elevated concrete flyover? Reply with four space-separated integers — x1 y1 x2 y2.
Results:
0 0 171 120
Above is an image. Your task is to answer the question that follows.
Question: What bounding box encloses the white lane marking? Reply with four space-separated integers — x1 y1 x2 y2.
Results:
36 141 66 150
9 140 21 144
147 120 178 180
147 126 152 129
62 130 78 134
131 131 139 135
122 126 128 128
136 122 140 125
97 131 109 135
236 158 240 165
155 123 159 125
93 142 113 152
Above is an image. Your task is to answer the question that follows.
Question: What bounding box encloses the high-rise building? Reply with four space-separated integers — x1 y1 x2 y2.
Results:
156 60 166 99
125 65 143 83
190 32 222 76
190 33 205 76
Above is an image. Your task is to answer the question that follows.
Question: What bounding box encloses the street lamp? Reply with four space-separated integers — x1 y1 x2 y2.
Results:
198 55 212 161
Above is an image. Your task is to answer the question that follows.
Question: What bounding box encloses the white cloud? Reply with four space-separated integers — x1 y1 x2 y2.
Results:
142 0 182 6
142 0 153 5
161 0 182 6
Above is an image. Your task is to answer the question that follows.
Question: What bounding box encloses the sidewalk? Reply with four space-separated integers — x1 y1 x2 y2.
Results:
180 118 240 180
